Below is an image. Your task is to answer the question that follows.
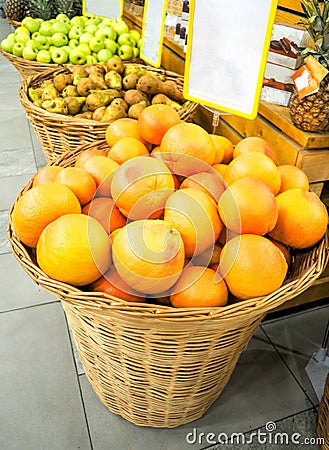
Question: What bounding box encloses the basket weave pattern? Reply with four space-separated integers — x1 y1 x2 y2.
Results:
317 374 329 449
18 65 198 164
7 144 329 428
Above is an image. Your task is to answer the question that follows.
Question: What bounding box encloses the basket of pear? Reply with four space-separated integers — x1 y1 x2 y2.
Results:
19 56 198 162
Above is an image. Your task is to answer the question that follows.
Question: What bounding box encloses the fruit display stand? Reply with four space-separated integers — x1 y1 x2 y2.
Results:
7 142 329 428
317 373 329 449
18 64 198 163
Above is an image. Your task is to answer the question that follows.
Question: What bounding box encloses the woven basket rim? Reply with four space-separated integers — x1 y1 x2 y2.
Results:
18 63 198 126
7 142 329 321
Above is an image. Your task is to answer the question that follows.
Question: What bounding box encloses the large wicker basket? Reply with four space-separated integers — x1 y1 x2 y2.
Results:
18 64 198 163
317 373 329 449
7 143 329 428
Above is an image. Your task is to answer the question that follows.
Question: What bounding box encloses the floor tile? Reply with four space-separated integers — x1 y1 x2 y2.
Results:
0 303 91 450
0 209 10 254
209 408 318 449
79 328 312 450
0 147 36 176
68 325 85 376
0 91 23 110
262 305 329 406
0 113 34 154
29 125 47 169
0 173 33 211
0 252 57 312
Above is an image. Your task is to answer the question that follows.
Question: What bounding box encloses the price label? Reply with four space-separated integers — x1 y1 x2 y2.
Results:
83 0 123 19
184 0 278 119
141 0 167 67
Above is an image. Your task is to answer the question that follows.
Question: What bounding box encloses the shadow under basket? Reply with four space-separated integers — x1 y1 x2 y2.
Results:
18 65 198 164
7 143 329 428
317 373 329 449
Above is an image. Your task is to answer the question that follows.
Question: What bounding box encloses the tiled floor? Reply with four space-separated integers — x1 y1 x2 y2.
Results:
0 18 328 450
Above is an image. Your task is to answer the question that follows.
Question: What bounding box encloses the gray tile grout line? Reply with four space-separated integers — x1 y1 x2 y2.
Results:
202 405 318 450
260 324 318 408
0 299 60 316
262 301 329 324
62 313 94 450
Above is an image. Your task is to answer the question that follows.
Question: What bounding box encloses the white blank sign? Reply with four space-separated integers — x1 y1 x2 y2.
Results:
84 0 123 18
184 0 278 119
141 0 167 67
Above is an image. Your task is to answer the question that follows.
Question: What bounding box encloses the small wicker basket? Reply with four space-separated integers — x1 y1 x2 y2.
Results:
6 18 21 29
7 143 329 428
18 64 198 163
317 373 329 449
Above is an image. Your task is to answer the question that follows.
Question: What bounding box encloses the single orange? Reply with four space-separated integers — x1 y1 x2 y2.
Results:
81 155 119 197
170 266 228 308
105 117 146 147
277 165 310 193
219 234 288 300
192 242 223 267
137 104 181 145
179 171 225 203
233 136 276 162
75 148 109 168
110 155 175 220
210 134 234 164
55 167 96 205
32 166 63 186
268 188 328 249
224 151 281 195
111 219 185 294
11 183 81 248
82 197 126 234
218 177 278 235
266 237 291 267
164 187 224 258
88 266 145 302
107 136 149 164
37 214 111 286
212 163 228 179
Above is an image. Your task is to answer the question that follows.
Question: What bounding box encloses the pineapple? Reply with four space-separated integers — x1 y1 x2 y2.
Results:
24 0 52 20
4 0 26 22
53 0 82 18
289 0 329 132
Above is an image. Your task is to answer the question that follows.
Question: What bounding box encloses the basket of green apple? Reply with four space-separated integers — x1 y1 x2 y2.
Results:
0 14 143 80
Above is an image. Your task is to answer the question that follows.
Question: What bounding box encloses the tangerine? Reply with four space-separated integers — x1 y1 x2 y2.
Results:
105 117 146 147
81 155 119 197
107 137 149 164
233 136 276 162
55 167 96 205
82 197 126 234
137 104 181 145
277 165 309 193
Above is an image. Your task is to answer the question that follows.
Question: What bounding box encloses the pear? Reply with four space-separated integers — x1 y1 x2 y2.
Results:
71 66 89 86
33 99 44 108
124 89 150 106
86 90 121 111
53 73 74 92
28 87 42 103
104 70 122 90
40 80 53 89
42 98 68 115
110 97 129 112
128 101 148 119
64 96 86 115
75 111 94 120
151 93 183 111
100 104 127 122
92 106 107 121
86 64 106 77
89 73 108 90
41 84 59 101
105 56 124 74
62 85 78 98
77 78 96 96
122 73 138 90
123 64 147 78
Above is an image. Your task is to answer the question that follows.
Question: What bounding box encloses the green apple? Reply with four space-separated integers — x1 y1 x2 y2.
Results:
33 34 49 50
86 17 102 26
68 38 79 48
79 32 93 45
118 44 134 61
86 54 98 64
15 26 30 36
133 47 139 58
51 20 70 35
112 19 129 36
85 24 97 35
70 16 86 28
75 43 91 56
32 31 40 40
13 42 25 57
39 21 54 37
22 45 38 60
130 29 141 44
51 47 69 64
1 35 16 53
69 47 86 64
25 39 35 48
104 38 118 54
15 31 30 44
117 32 135 47
21 17 40 34
95 26 117 41
89 36 104 52
51 32 68 47
97 48 113 62
36 49 52 63
61 45 71 54
68 25 84 40
137 38 142 50
56 13 70 24
101 18 116 27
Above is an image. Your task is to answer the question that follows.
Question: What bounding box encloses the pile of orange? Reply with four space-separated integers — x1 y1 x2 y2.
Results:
11 103 328 307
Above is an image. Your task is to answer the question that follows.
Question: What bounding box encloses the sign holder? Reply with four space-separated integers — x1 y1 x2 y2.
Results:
140 0 167 68
82 0 124 19
183 0 278 120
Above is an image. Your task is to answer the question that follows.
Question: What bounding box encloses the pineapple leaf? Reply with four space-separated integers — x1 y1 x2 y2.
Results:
301 0 315 19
